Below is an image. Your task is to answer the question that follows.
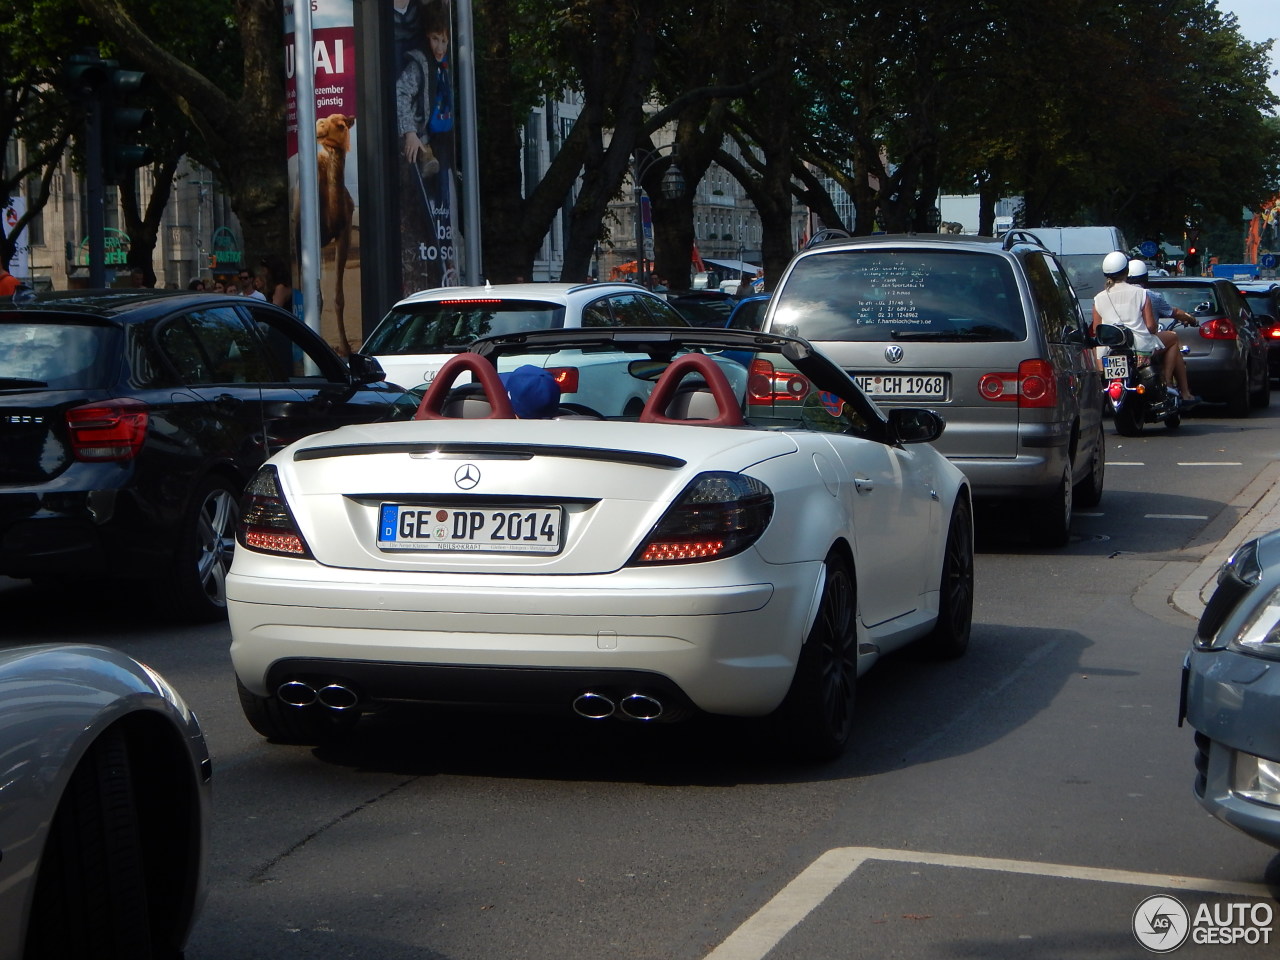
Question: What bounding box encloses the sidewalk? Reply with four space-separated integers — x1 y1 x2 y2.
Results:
1169 458 1280 620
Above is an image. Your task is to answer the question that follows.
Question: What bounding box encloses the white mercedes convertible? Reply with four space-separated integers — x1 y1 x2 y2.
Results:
227 327 973 760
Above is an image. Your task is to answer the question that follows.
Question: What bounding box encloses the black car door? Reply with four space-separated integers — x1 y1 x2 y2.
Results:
154 306 274 465
241 303 412 451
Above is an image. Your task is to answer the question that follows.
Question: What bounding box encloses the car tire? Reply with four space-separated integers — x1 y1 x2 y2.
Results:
1029 464 1072 547
920 496 974 659
24 726 155 960
1251 371 1270 408
1074 431 1105 509
1226 368 1251 418
1113 401 1144 436
167 476 239 621
237 676 360 745
772 553 856 762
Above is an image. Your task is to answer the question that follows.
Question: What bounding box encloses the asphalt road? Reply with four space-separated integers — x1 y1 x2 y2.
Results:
5 399 1280 959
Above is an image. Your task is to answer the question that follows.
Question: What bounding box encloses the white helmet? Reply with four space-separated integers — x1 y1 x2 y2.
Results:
1128 259 1149 279
1102 251 1130 276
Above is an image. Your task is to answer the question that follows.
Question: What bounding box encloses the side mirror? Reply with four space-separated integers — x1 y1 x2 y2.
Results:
887 407 945 445
347 352 387 385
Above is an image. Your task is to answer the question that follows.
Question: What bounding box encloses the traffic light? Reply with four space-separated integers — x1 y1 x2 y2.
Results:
62 54 153 184
101 61 153 184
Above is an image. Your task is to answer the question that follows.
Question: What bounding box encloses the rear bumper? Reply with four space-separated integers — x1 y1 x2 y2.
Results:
227 555 824 718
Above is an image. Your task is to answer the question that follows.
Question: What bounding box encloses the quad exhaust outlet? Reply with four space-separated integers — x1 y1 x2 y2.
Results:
277 680 360 711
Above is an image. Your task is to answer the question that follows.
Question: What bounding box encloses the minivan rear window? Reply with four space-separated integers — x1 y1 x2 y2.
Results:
770 250 1025 342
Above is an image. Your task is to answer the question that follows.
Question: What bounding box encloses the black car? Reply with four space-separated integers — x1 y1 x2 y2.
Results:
0 290 415 619
665 290 738 327
1237 280 1280 380
1147 277 1270 415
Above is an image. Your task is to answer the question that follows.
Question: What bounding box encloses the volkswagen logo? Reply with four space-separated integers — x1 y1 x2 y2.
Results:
454 463 481 489
885 345 905 364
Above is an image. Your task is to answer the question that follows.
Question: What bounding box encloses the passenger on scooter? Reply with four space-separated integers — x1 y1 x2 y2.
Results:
1090 251 1200 407
1127 259 1200 327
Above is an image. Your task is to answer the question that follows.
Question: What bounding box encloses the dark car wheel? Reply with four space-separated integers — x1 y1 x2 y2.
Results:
168 477 239 621
25 726 155 960
1226 368 1251 418
1251 370 1271 408
773 553 856 762
1074 431 1105 509
237 677 360 745
920 497 974 659
1029 464 1073 547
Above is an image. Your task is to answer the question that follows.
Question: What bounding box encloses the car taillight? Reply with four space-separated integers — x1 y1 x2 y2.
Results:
977 359 1058 408
746 358 809 406
66 398 149 461
237 466 312 557
1267 326 1280 341
1200 318 1238 340
630 472 773 564
545 366 579 393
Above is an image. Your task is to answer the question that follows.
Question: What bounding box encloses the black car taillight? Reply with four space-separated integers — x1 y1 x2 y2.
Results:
66 398 149 461
629 472 773 565
237 466 313 558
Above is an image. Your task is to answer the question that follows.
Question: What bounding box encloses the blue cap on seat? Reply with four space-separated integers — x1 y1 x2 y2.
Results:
500 364 561 418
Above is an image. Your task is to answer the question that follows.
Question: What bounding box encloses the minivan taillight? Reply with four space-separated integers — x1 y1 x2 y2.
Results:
1200 318 1238 340
238 466 312 557
66 398 149 461
977 359 1058 408
629 472 773 564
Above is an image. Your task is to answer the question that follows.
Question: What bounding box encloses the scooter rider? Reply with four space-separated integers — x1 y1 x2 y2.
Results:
1127 259 1201 408
1091 251 1199 407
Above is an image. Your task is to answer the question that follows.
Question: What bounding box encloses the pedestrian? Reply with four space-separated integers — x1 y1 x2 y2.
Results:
260 256 294 310
239 268 267 301
188 278 206 291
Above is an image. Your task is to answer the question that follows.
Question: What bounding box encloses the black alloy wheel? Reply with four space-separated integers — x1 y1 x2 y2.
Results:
774 552 857 761
922 497 974 659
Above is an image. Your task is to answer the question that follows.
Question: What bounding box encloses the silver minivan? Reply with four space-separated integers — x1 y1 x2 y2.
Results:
763 231 1105 546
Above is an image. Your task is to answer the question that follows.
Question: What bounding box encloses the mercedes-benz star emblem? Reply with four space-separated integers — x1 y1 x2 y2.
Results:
885 344 904 363
454 463 481 489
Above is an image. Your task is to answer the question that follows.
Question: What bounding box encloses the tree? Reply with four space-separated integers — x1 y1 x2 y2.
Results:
74 0 290 267
0 0 93 270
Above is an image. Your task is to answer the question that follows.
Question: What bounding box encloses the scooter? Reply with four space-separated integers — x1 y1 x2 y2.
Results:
1094 322 1181 436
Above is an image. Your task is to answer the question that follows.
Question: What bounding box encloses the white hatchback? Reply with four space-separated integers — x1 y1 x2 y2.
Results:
362 282 690 416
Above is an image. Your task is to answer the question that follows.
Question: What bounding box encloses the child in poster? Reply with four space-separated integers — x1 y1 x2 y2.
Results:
395 0 458 290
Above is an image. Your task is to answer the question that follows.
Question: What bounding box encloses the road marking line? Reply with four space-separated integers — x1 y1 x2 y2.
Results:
1146 514 1210 520
1178 461 1243 466
1107 461 1145 466
703 846 1274 960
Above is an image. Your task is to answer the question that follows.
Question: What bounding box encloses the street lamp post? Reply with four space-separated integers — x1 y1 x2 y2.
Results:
633 145 684 288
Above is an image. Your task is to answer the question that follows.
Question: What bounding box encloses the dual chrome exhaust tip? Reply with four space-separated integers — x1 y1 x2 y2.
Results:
277 680 359 711
572 691 664 721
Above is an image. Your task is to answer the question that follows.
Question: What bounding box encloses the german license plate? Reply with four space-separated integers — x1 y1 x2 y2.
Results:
853 373 948 400
1102 355 1130 379
378 504 563 554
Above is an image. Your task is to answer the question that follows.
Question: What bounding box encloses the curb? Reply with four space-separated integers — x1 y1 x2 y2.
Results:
1169 459 1280 620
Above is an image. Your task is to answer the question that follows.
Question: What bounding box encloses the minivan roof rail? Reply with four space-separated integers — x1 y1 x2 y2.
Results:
1002 229 1046 251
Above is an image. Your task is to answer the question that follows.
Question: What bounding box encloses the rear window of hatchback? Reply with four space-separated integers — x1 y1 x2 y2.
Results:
770 249 1026 342
363 299 568 355
0 319 116 390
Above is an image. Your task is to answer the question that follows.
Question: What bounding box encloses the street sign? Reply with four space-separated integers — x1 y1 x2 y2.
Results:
1261 254 1277 270
1139 240 1158 258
